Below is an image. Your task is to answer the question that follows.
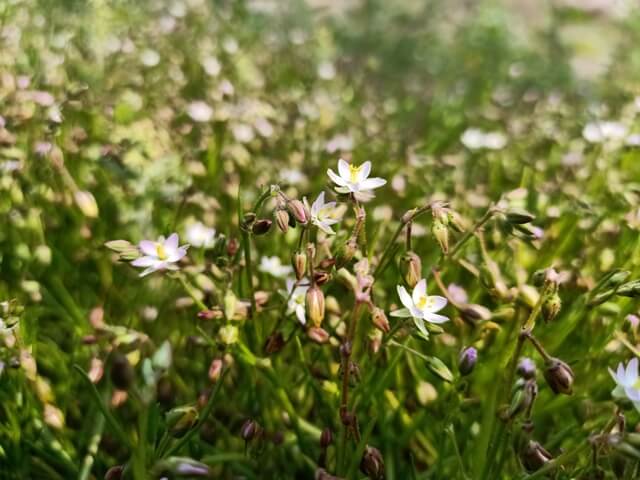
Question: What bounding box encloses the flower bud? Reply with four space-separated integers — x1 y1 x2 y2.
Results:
241 212 257 229
360 445 385 480
288 199 309 224
226 237 239 257
306 285 325 328
166 406 198 438
74 190 99 218
292 251 307 281
263 331 285 355
275 209 290 233
431 220 449 254
240 419 259 442
252 219 272 236
517 357 536 380
308 326 330 344
314 270 331 286
458 347 477 376
320 428 333 448
520 440 553 472
110 353 134 391
104 465 124 480
371 307 390 333
617 280 640 298
543 358 574 395
506 208 535 225
460 303 492 323
197 308 224 320
153 457 211 477
542 292 561 322
208 358 223 382
399 252 421 289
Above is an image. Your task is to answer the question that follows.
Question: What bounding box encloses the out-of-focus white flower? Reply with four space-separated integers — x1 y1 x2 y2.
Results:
187 101 213 122
326 134 353 153
131 233 188 277
280 168 306 185
259 256 293 278
284 278 309 325
318 61 336 80
461 128 507 150
327 159 386 198
626 134 640 146
304 191 340 235
609 358 640 412
185 222 216 248
232 123 254 143
392 278 448 338
582 121 628 143
140 49 160 67
202 56 221 77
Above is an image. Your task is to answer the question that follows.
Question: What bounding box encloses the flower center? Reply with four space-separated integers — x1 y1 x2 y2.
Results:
349 164 362 182
155 243 168 260
416 295 432 310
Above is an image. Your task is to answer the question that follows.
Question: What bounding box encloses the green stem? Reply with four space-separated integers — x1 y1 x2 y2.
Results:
177 274 207 311
77 413 105 480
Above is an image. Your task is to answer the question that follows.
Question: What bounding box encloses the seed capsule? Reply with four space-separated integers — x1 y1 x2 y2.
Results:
306 285 326 328
360 445 385 480
292 251 307 281
399 251 422 289
520 440 553 472
432 220 449 254
275 209 290 233
371 307 390 333
288 199 309 224
308 326 330 344
542 292 561 322
543 358 574 395
252 219 272 236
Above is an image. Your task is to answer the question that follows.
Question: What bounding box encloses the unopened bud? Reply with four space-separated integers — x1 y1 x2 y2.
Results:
275 209 290 233
288 199 309 224
334 239 357 269
74 190 99 218
208 358 223 382
292 251 307 281
458 347 477 376
104 465 124 480
360 445 385 480
542 292 561 322
520 440 553 472
617 280 640 298
263 331 285 355
399 252 421 288
227 237 239 257
460 304 492 323
320 428 333 448
110 353 134 391
306 285 325 328
308 326 330 344
242 212 257 229
432 220 449 254
543 358 574 395
506 208 535 225
252 219 272 236
197 309 223 320
517 357 536 380
371 307 390 333
166 406 198 438
240 419 259 442
153 457 211 477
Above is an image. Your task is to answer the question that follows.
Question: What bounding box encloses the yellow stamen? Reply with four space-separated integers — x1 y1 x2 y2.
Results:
156 243 168 260
349 164 362 182
417 296 434 310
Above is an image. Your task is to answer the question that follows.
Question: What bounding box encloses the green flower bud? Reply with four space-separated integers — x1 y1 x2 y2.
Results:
399 252 421 289
166 406 198 438
542 292 561 322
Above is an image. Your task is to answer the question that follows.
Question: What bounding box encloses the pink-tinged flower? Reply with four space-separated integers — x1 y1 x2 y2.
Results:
391 278 448 339
284 278 309 325
131 233 188 277
327 159 386 198
304 191 341 235
610 358 640 411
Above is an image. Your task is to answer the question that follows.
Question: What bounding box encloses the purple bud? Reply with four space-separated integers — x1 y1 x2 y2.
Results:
458 347 477 376
517 357 536 380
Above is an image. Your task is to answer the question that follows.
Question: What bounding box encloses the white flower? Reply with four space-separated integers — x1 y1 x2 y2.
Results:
284 278 309 325
131 233 188 277
582 121 628 144
187 101 213 122
392 279 448 338
259 256 293 278
461 128 507 150
609 358 640 411
304 191 341 235
327 159 386 198
185 222 216 249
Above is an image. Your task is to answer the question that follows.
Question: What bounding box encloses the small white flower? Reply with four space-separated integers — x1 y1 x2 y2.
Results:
187 101 213 123
259 256 293 278
185 222 216 249
609 358 640 411
304 191 341 235
131 233 188 277
583 121 628 144
284 278 309 325
461 128 507 150
392 278 448 338
327 159 386 198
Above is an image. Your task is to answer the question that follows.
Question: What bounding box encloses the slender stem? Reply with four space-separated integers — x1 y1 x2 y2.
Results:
241 229 257 319
445 206 497 262
77 411 105 480
177 274 208 311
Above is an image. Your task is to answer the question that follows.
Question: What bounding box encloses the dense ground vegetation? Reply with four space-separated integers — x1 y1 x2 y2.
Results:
2 0 640 478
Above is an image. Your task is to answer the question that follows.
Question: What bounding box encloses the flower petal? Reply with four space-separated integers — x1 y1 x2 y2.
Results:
167 247 188 262
358 161 371 182
295 305 306 325
164 233 179 250
311 192 325 216
627 358 639 386
424 312 449 324
413 317 430 339
412 279 427 305
139 266 159 277
390 308 412 318
359 177 386 191
397 285 414 310
131 256 157 267
426 295 448 313
327 169 348 187
626 386 640 402
139 240 158 257
617 363 626 384
338 158 350 180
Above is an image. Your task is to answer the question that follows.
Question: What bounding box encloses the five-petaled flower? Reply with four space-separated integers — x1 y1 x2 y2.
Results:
609 358 640 412
185 221 216 249
284 278 309 325
327 158 386 199
131 233 189 277
304 191 341 235
392 278 448 338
